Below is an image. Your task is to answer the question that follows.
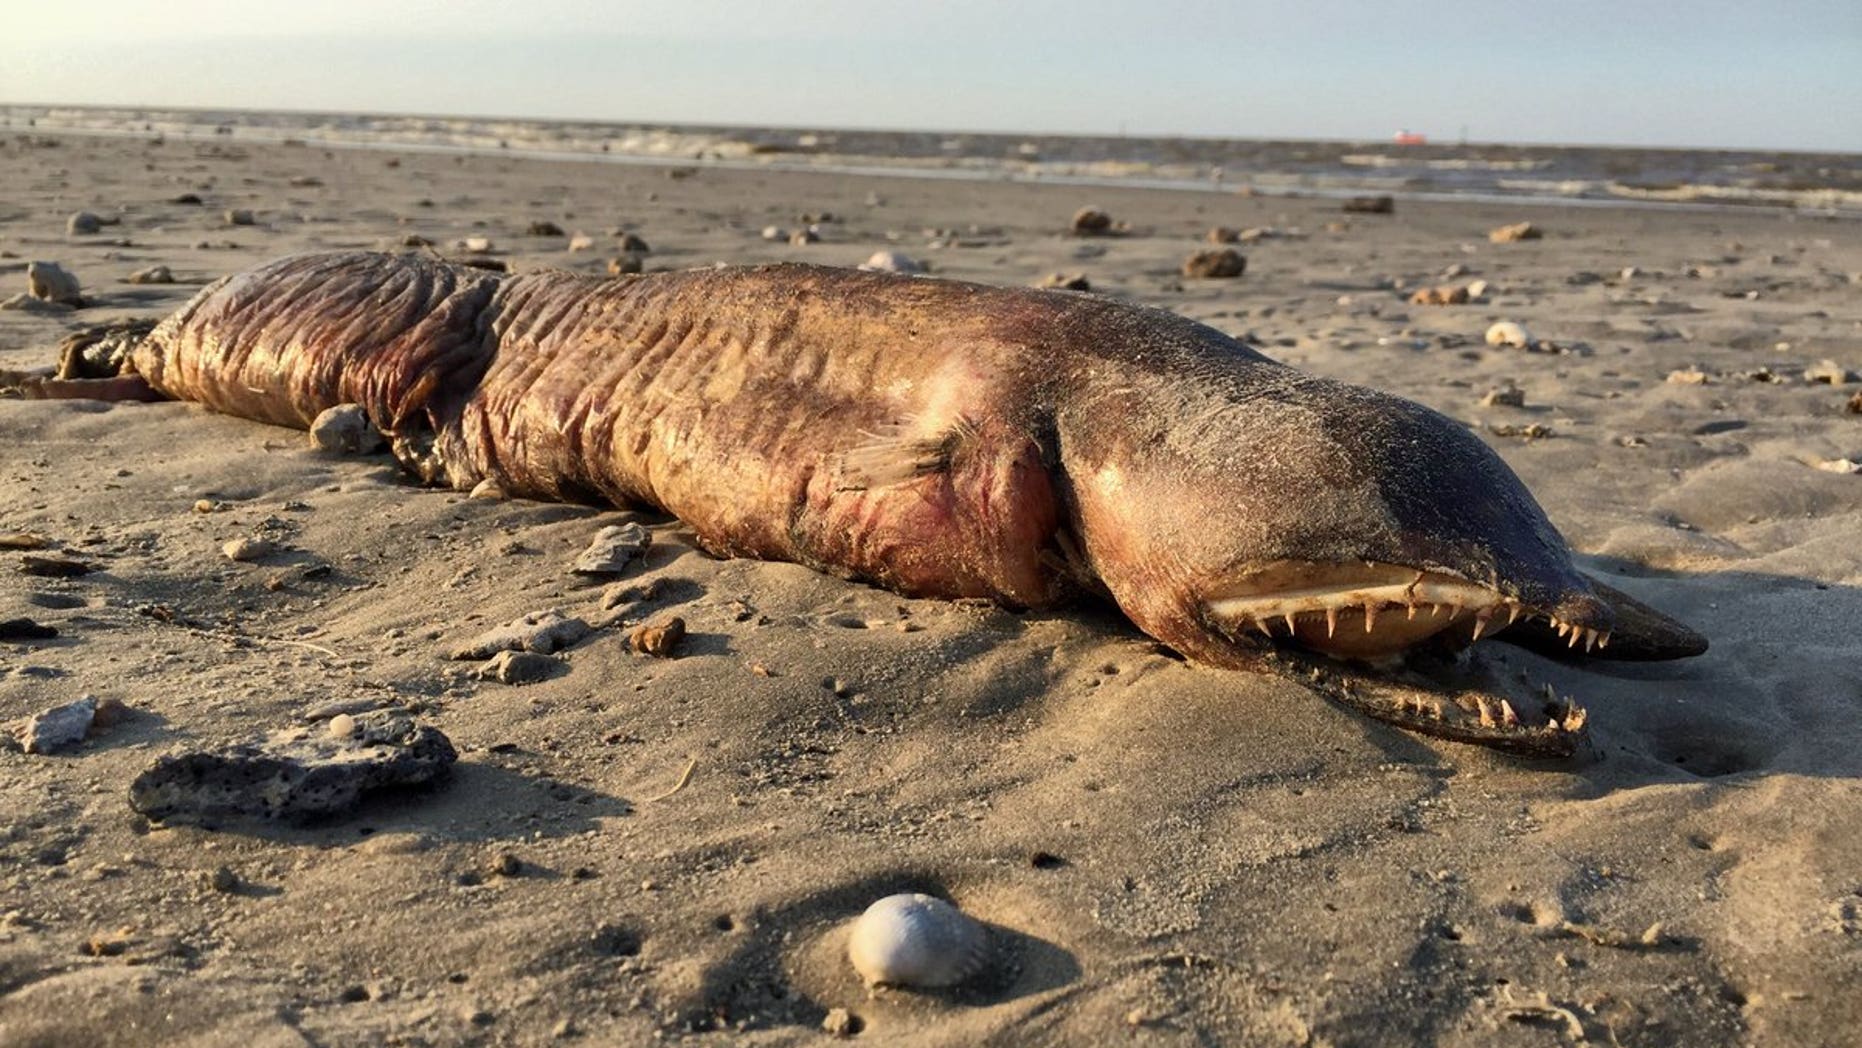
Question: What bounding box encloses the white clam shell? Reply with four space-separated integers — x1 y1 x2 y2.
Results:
846 893 989 988
1484 320 1533 348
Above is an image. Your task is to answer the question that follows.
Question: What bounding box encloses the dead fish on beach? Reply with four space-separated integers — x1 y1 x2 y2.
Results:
14 252 1706 756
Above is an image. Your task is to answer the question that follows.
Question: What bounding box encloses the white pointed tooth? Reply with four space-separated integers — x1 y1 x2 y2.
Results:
1364 602 1381 632
1566 627 1581 648
1470 608 1494 642
1325 606 1338 638
1598 631 1610 649
1507 604 1522 625
1475 695 1497 728
1283 613 1298 634
1499 700 1520 727
1406 602 1418 621
1584 629 1599 652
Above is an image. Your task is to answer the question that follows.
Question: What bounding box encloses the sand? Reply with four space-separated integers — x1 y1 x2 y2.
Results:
2 132 1860 1047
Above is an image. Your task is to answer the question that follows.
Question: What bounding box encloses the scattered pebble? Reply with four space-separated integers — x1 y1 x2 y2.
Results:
1804 360 1857 385
204 866 240 893
468 478 507 500
859 250 926 275
223 537 277 562
27 261 83 305
615 232 650 254
629 616 686 658
451 610 591 659
327 713 359 738
1409 284 1470 306
0 293 74 314
1180 248 1246 279
1814 458 1861 475
822 1008 861 1037
607 255 643 276
527 220 566 237
1035 272 1091 291
1666 367 1711 386
1070 206 1116 236
1481 381 1528 408
459 236 494 254
846 893 990 988
1489 221 1542 243
307 404 385 454
127 265 174 285
67 211 102 235
1342 195 1395 214
0 532 51 550
572 522 651 575
1206 226 1242 243
475 650 564 685
789 228 819 246
1485 321 1534 349
224 208 256 226
128 712 457 822
760 225 787 241
1847 391 1862 415
567 233 595 252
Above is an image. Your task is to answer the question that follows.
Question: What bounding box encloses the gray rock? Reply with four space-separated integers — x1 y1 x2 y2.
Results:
27 261 83 305
128 711 456 822
13 695 97 754
475 650 564 685
450 610 591 659
572 523 651 575
67 211 102 235
307 403 384 454
127 265 175 285
224 208 256 226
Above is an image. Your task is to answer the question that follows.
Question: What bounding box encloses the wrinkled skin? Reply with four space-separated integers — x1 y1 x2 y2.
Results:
22 252 1706 756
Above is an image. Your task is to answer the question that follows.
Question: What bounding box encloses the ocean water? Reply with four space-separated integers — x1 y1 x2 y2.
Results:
7 104 1859 214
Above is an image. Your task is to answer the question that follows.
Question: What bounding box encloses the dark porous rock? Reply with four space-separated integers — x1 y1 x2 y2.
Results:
0 617 58 641
572 522 652 575
527 220 567 237
224 208 257 226
1342 195 1395 214
172 193 204 205
128 712 456 822
615 232 650 254
67 211 103 235
1180 248 1247 279
607 255 644 276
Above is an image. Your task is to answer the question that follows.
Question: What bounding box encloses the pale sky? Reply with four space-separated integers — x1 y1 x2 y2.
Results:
3 0 1858 151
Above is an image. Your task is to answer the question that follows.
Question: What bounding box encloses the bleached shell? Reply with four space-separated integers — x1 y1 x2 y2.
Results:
846 893 989 988
1484 321 1532 348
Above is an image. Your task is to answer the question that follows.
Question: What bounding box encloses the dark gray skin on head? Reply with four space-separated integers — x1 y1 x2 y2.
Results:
20 252 1706 756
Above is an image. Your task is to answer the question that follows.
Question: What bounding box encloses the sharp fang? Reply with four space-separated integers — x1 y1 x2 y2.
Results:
1325 607 1338 638
1499 699 1520 727
1566 627 1581 649
1406 603 1418 621
1475 695 1497 728
1470 608 1494 642
1598 632 1610 649
1507 604 1522 625
1584 629 1599 652
1364 602 1380 632
1283 613 1298 634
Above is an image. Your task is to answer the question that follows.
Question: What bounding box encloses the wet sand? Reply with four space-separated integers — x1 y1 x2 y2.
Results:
2 132 1860 1046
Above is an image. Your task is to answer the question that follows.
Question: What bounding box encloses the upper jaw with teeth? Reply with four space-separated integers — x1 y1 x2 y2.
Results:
1203 562 1611 660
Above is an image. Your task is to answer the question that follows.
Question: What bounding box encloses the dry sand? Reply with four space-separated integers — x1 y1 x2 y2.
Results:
2 133 1860 1046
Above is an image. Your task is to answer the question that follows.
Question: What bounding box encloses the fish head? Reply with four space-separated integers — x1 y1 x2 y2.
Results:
1058 370 1617 666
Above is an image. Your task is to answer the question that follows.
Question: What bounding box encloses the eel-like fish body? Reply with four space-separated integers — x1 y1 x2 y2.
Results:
29 252 1707 755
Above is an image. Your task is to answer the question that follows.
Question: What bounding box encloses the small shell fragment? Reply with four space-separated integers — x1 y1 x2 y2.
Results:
1484 321 1533 349
846 893 989 988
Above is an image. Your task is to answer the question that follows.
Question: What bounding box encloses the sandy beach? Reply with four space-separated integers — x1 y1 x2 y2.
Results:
2 130 1860 1046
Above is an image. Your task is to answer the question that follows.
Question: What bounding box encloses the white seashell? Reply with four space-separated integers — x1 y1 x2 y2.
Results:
1484 321 1533 349
846 893 989 988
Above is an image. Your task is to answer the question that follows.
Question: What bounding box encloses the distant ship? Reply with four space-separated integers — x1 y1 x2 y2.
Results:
1393 129 1428 146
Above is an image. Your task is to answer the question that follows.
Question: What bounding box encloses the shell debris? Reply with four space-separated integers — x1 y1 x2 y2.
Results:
846 893 990 989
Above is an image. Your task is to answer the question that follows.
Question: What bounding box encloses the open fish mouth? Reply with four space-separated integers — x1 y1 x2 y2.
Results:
1203 560 1611 660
